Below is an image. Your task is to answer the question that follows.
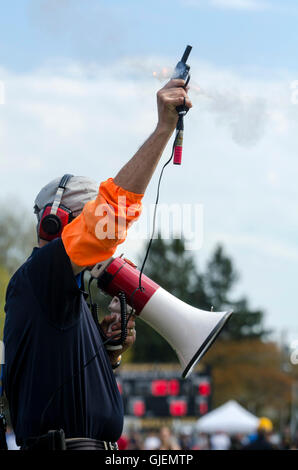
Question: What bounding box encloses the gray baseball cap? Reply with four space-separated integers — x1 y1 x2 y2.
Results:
34 175 99 221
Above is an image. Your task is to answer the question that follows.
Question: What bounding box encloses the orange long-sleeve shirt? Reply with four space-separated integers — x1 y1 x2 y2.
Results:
62 178 143 267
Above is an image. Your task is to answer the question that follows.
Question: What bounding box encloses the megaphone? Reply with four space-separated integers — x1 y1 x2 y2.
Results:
91 256 232 378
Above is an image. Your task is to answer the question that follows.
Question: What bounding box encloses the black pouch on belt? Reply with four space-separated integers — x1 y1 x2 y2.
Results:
24 429 66 450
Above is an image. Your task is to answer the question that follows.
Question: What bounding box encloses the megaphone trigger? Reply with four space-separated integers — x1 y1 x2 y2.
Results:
100 292 129 351
107 312 121 335
107 297 134 334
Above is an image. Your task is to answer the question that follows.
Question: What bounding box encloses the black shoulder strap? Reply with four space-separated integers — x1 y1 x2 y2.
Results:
59 174 73 189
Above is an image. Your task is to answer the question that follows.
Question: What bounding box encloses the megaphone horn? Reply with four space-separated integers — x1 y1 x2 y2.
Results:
91 256 232 378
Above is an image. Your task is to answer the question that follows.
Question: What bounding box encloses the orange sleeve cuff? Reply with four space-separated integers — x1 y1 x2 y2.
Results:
62 178 143 266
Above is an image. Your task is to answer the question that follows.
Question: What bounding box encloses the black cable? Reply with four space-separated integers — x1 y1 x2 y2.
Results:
114 291 128 346
138 128 181 291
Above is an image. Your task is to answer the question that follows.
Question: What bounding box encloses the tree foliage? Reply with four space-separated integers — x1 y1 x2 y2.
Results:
0 201 36 275
205 339 292 413
202 245 268 340
0 201 36 337
0 265 10 340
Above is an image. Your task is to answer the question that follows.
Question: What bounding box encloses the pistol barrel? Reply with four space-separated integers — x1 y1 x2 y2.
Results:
181 45 192 64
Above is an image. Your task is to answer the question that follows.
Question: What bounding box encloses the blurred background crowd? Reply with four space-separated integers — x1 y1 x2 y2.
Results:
117 421 298 451
5 422 298 451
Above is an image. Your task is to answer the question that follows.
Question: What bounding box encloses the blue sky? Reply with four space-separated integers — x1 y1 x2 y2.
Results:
1 0 298 75
1 0 298 349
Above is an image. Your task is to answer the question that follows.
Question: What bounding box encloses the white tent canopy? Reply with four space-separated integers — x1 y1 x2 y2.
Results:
196 400 259 435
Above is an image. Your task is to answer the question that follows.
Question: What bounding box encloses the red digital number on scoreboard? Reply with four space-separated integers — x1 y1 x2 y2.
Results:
169 399 187 417
151 379 180 396
198 381 211 397
151 380 168 396
133 399 146 417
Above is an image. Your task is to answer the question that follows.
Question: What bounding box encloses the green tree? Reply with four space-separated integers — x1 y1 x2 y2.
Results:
133 236 195 363
0 265 10 340
204 244 238 308
0 201 36 338
0 201 36 275
138 235 196 302
202 245 268 340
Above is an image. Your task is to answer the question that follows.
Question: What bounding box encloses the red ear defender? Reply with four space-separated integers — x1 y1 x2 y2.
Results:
38 174 74 242
39 204 72 241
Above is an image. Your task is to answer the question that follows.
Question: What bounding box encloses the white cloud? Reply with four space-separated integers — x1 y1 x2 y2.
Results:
210 232 298 262
211 0 269 10
20 102 85 137
182 0 270 11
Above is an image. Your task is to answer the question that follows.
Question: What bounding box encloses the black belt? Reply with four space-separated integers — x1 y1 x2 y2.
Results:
65 438 118 450
22 430 118 451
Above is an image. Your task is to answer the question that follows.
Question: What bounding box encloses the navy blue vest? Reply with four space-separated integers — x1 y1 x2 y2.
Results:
3 238 123 446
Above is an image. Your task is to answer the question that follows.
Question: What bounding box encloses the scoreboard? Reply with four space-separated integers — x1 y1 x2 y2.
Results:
115 366 212 418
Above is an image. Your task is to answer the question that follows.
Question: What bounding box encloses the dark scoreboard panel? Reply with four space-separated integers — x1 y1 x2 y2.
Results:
115 367 212 418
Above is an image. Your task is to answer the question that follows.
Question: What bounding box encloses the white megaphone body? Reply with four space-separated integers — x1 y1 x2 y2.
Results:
91 256 232 379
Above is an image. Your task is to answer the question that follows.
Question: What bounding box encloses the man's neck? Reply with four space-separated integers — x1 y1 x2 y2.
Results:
39 239 50 248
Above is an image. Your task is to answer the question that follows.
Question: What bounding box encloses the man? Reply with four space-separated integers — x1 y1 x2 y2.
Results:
3 78 192 450
242 417 275 451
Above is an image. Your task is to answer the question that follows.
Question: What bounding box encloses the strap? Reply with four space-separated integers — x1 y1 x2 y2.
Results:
59 174 73 190
50 174 73 216
23 430 66 450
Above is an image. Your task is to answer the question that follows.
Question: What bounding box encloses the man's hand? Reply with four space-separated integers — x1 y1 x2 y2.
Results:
101 313 136 366
156 79 192 134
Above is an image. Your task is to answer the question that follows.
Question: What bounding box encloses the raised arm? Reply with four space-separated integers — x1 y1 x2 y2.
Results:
114 79 192 194
62 79 192 275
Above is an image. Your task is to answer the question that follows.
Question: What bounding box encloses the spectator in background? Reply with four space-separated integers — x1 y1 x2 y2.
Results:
143 431 161 450
192 432 211 450
280 427 292 450
178 427 194 450
117 434 129 450
127 430 143 450
290 438 298 450
6 426 19 450
159 426 181 450
229 434 245 450
210 431 231 450
242 417 275 450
